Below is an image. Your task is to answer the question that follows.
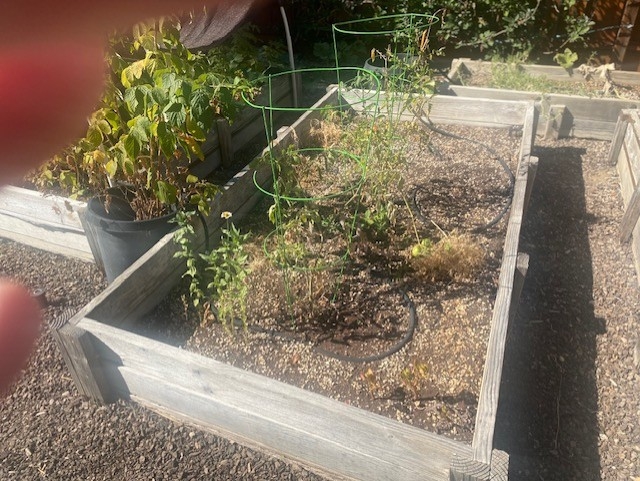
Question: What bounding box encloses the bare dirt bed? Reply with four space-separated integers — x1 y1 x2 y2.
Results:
1 134 639 480
134 122 521 443
457 63 640 100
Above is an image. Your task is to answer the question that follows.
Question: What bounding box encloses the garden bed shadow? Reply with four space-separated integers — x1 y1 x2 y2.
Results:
494 145 603 480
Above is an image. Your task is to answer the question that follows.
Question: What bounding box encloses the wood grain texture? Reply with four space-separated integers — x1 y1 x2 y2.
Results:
449 58 640 85
472 106 537 464
608 111 631 165
523 157 539 219
449 455 490 481
341 89 529 128
543 104 566 140
440 84 640 140
490 449 509 481
616 111 640 282
0 186 92 260
620 184 640 243
51 323 113 404
82 317 472 481
0 186 85 229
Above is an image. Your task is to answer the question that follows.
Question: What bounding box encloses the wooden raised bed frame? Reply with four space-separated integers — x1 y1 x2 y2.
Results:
0 76 294 260
48 88 537 481
441 58 640 141
609 109 640 282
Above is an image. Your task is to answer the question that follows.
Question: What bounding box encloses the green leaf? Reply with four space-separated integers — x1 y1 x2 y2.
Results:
128 116 151 144
93 118 111 135
187 116 207 141
190 89 214 129
163 102 186 126
158 72 180 96
86 125 103 149
156 121 177 158
186 174 199 184
181 135 204 160
156 180 178 205
121 58 148 88
104 159 118 177
121 134 140 161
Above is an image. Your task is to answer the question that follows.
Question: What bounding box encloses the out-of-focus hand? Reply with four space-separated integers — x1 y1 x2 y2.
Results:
0 0 262 394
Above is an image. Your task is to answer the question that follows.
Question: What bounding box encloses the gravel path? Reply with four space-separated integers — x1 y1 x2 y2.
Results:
0 243 325 481
1 134 639 480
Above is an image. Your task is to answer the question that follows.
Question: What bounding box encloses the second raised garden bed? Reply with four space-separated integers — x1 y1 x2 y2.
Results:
440 58 640 141
52 87 538 481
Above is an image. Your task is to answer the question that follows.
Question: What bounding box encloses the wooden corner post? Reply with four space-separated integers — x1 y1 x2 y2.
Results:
51 322 117 404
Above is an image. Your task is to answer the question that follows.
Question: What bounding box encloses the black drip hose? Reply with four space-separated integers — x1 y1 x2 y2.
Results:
314 288 417 363
412 117 516 233
196 209 210 252
237 287 418 363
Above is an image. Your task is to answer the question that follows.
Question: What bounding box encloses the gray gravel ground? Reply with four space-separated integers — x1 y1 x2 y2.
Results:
0 242 325 481
1 134 639 480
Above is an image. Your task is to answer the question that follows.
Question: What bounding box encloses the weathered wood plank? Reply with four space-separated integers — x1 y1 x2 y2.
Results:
508 252 530 324
523 157 539 219
341 89 529 128
608 111 632 165
51 323 113 404
449 456 490 481
610 70 640 86
0 185 85 229
620 184 640 243
618 144 635 206
489 449 509 481
440 84 640 140
472 107 536 464
0 213 93 261
631 219 640 284
623 119 640 185
449 58 640 86
81 317 472 481
0 186 93 260
544 104 566 140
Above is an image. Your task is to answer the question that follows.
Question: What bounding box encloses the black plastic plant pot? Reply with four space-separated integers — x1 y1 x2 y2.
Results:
83 193 176 284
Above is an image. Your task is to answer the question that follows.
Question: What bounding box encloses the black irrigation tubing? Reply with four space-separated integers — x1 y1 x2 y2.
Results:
412 116 516 233
314 288 417 363
196 209 210 252
232 287 418 363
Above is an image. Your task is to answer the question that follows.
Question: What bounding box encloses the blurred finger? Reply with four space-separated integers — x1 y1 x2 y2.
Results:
0 281 42 394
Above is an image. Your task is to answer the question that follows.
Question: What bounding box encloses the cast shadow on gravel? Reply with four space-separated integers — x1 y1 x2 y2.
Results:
493 145 604 480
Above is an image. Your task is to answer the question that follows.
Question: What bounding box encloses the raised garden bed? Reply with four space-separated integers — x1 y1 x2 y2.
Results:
440 58 640 141
609 109 640 282
45 85 538 481
0 76 294 262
